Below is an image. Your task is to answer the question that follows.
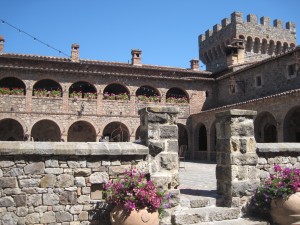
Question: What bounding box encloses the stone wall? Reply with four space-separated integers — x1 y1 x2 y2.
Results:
0 142 149 225
256 143 300 180
0 106 180 225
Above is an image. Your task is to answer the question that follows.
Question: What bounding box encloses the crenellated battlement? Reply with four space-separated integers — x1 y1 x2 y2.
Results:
199 12 297 73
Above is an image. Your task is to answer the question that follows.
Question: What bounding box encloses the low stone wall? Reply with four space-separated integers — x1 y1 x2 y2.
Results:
0 142 149 225
256 143 300 180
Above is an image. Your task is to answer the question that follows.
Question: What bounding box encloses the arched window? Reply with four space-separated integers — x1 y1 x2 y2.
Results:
33 79 62 97
166 87 188 104
268 40 275 55
103 83 129 100
261 39 268 54
103 122 130 142
254 112 277 143
275 41 282 55
290 43 296 49
246 37 253 52
284 107 300 142
253 38 260 53
0 118 24 141
69 81 97 99
31 120 61 142
136 85 160 103
0 77 26 96
283 42 289 52
67 121 96 142
198 124 207 151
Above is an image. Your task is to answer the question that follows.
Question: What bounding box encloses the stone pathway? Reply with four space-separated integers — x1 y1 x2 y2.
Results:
178 161 217 198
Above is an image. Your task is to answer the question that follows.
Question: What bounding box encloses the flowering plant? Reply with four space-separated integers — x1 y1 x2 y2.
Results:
11 88 25 95
104 169 175 216
50 89 62 97
166 96 188 104
84 92 97 99
70 91 82 98
137 95 161 103
0 87 11 95
251 165 300 211
33 89 48 97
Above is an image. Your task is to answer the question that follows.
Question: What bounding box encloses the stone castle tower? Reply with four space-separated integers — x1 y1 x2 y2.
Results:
199 12 297 72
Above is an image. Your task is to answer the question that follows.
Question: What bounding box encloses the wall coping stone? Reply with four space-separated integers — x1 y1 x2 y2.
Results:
257 143 300 153
138 106 179 115
0 141 149 156
216 109 257 118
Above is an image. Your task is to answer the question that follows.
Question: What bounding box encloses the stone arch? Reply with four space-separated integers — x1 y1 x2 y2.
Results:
177 123 188 148
246 36 253 52
239 35 245 40
261 39 268 54
135 126 140 140
253 37 260 53
69 81 97 99
275 41 282 55
33 79 62 97
254 111 277 143
67 120 97 142
31 119 61 142
166 87 189 103
0 77 26 95
102 122 130 142
268 40 275 55
290 43 296 48
283 106 300 142
103 83 130 100
136 85 161 102
283 42 289 52
0 118 24 141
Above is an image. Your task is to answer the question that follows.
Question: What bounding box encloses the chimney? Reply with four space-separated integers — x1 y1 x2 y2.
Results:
0 35 4 53
71 43 79 62
190 59 199 70
131 49 142 66
226 39 245 67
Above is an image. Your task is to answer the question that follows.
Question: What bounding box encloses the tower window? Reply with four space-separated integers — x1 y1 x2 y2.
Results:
286 63 297 79
256 76 262 87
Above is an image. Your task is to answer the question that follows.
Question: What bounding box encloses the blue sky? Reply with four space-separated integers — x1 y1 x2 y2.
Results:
1 0 299 68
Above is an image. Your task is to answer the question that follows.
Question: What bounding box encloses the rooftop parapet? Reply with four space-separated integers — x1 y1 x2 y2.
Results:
199 11 297 42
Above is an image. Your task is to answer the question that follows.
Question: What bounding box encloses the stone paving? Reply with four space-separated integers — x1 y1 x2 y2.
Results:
178 161 217 198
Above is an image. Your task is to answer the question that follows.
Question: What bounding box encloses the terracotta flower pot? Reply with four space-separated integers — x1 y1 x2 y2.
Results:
270 192 300 225
110 206 159 225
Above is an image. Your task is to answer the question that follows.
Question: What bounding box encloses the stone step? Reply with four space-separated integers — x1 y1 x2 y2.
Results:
171 206 240 225
180 195 216 208
184 217 270 225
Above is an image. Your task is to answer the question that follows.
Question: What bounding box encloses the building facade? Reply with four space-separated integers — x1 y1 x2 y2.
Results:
0 12 299 161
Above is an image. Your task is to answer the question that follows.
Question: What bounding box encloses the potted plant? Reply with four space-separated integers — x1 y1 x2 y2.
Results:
116 93 129 101
11 88 24 96
84 92 97 99
49 89 62 97
33 89 48 97
0 87 11 95
70 91 82 99
251 164 300 225
104 169 175 225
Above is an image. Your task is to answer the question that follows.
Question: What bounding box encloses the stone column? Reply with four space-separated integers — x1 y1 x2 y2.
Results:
215 109 259 209
138 107 180 191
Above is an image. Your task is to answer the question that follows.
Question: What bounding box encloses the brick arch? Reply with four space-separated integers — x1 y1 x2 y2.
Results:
102 121 130 142
253 37 260 53
66 118 98 136
0 76 27 95
166 87 189 103
67 120 97 142
103 82 130 100
32 77 62 89
254 111 277 143
194 122 208 152
0 116 26 141
268 40 275 55
28 117 63 135
30 119 62 142
101 120 132 136
32 79 63 97
136 85 161 97
261 39 268 54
